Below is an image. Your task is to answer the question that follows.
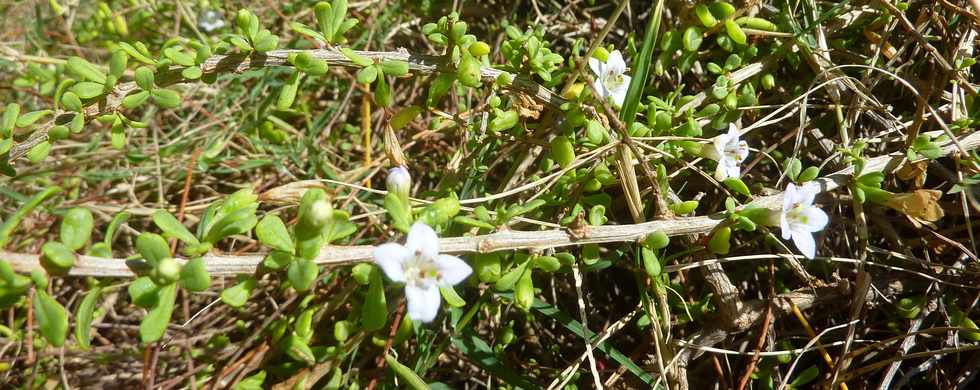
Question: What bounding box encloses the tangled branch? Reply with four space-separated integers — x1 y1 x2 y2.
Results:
5 130 978 277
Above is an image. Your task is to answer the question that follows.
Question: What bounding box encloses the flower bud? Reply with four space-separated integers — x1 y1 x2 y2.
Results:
152 257 181 285
386 166 411 202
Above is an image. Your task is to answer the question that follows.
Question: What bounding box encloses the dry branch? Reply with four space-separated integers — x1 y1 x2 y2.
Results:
4 130 979 277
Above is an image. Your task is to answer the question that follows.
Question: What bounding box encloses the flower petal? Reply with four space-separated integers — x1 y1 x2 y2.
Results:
406 222 439 259
607 50 626 75
405 284 441 323
737 141 749 162
728 123 741 137
798 206 829 232
724 160 741 179
610 75 631 106
783 183 798 212
799 182 820 205
435 254 472 286
588 57 603 77
791 230 817 259
714 161 730 181
373 243 410 282
592 79 608 100
780 213 792 240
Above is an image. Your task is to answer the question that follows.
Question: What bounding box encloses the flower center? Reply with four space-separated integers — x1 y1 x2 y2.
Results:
722 140 744 164
402 251 441 288
604 71 624 88
787 204 809 225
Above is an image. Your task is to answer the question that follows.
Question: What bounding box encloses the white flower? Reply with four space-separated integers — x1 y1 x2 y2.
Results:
780 183 829 259
373 222 472 322
386 166 411 200
198 10 226 33
589 50 632 107
703 123 750 181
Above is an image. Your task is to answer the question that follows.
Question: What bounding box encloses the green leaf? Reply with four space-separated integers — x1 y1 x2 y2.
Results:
374 73 392 107
695 4 719 28
668 200 699 215
314 2 334 40
380 60 409 76
514 270 534 310
330 0 348 39
67 56 107 84
128 276 159 308
27 141 52 163
179 257 211 292
642 247 661 277
135 66 155 90
619 0 663 125
221 277 256 308
60 207 94 251
152 210 200 245
288 258 318 292
361 269 387 331
71 82 106 99
40 241 75 276
108 50 128 78
203 208 258 244
355 65 378 84
34 290 69 347
682 26 703 52
495 258 530 291
724 19 747 45
291 21 328 44
282 334 315 365
384 192 413 233
75 287 102 350
181 66 203 80
117 42 156 65
252 30 279 52
136 232 170 267
15 110 51 128
456 53 482 88
2 103 20 137
427 73 455 107
47 125 69 141
384 354 429 390
440 286 466 307
708 226 732 254
68 112 84 133
61 91 83 112
122 90 151 109
256 215 295 253
291 52 329 76
550 136 575 168
390 106 422 130
791 365 820 387
723 178 751 196
341 48 373 67
784 157 802 181
163 47 196 67
151 89 181 109
140 283 177 343
235 371 266 390
798 166 820 182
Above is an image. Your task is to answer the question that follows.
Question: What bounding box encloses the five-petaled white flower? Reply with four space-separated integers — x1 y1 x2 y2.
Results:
589 50 632 107
780 183 829 259
703 123 750 181
198 10 226 33
373 222 472 323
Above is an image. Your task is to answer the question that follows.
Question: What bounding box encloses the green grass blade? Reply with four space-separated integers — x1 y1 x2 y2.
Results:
619 0 664 127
